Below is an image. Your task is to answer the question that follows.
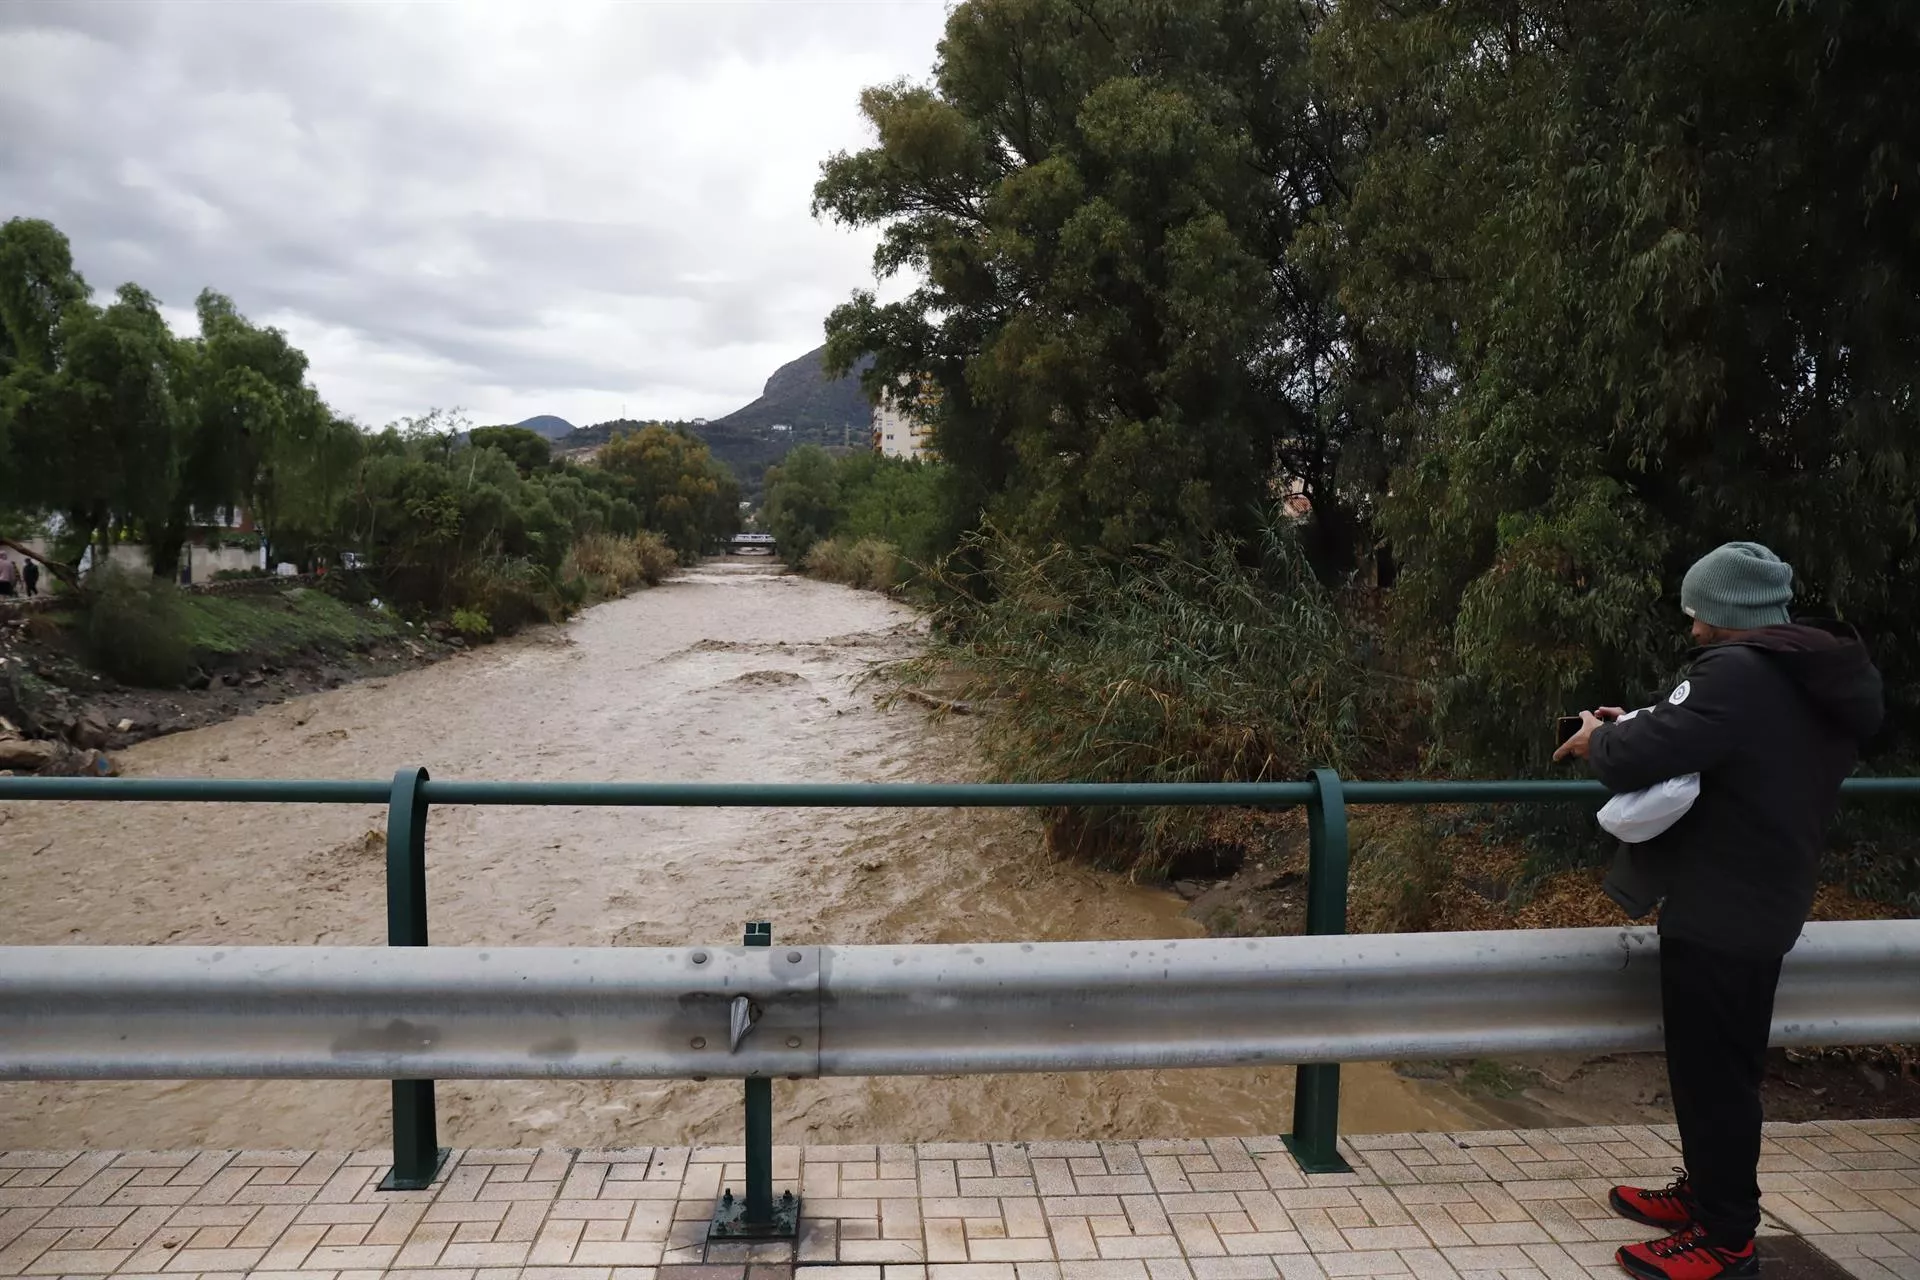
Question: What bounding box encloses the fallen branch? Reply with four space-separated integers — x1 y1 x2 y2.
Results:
0 538 79 589
901 687 975 715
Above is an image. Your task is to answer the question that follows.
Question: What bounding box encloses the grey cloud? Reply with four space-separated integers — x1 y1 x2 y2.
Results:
0 0 949 426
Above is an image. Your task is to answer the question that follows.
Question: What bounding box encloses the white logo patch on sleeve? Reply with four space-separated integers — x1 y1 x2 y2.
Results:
1668 680 1692 706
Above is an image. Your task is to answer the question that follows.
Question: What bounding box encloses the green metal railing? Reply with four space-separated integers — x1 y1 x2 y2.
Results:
3 770 1915 1186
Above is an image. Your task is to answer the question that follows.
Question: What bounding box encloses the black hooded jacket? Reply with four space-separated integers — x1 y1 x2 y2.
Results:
1588 621 1884 957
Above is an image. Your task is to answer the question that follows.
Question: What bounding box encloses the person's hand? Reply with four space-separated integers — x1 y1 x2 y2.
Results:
1596 706 1626 721
1553 710 1606 762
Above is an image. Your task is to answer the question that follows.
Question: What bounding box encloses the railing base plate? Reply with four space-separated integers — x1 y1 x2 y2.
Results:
1281 1133 1351 1176
379 1147 450 1192
709 1189 800 1241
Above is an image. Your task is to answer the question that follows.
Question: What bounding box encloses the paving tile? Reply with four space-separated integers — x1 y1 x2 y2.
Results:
574 1241 669 1266
967 1239 1056 1263
842 1242 929 1264
438 1239 534 1267
1093 1235 1182 1260
1058 1263 1149 1280
1049 1218 1097 1262
955 1181 1037 1200
14 1124 1920 1280
1189 1261 1278 1280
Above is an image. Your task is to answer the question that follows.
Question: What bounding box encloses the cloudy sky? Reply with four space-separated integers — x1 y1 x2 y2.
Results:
0 1 950 430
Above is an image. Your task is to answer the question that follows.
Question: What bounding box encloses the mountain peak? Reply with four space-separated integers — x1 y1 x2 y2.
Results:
513 415 577 440
710 345 872 433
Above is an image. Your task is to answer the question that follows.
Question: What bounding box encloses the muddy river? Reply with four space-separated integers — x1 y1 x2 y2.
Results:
0 560 1502 1150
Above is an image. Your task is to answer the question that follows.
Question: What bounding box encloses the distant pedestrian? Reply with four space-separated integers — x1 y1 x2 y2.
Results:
1556 542 1883 1280
0 552 16 597
21 557 39 598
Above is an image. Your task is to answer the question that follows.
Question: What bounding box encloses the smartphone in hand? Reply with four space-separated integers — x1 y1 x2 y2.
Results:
1556 716 1584 748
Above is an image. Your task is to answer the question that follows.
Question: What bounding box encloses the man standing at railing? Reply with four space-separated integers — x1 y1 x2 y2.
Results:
1555 542 1884 1280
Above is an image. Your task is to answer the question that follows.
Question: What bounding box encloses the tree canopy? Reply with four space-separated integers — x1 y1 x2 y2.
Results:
814 0 1359 564
760 444 843 562
0 219 745 631
595 424 741 559
817 0 1920 764
1315 0 1920 764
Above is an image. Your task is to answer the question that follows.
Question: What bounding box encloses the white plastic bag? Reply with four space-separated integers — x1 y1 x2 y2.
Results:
1594 707 1700 842
1598 772 1700 842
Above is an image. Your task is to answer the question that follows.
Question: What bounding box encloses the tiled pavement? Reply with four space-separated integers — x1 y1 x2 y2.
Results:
4 1122 1917 1280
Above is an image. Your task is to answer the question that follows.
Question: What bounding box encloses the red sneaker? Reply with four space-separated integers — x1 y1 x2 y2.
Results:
1610 1170 1698 1230
1617 1225 1759 1279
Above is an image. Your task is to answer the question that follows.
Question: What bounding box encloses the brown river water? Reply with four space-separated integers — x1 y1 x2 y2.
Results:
0 560 1500 1150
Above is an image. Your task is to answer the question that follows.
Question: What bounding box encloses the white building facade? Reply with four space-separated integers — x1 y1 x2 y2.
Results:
871 375 939 460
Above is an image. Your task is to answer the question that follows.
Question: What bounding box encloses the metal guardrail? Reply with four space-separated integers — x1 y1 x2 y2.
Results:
8 923 1919 1081
3 768 1917 1188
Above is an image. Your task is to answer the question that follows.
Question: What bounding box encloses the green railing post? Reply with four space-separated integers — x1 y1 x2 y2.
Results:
380 766 449 1191
711 919 797 1240
743 920 774 1226
1284 767 1353 1174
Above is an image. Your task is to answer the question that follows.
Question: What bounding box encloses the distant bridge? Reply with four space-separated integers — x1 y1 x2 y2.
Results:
722 532 777 555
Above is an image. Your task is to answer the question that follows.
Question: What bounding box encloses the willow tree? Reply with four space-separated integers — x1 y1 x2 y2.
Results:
159 290 364 575
0 218 94 542
4 281 183 567
815 0 1364 565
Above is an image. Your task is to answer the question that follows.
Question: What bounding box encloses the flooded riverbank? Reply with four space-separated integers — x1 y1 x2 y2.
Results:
0 560 1506 1149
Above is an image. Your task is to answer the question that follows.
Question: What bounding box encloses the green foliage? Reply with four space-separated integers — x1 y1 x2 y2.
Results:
818 0 1920 795
804 537 904 592
1318 0 1920 765
1459 1060 1533 1100
468 426 553 475
1349 813 1450 934
5 279 183 562
0 217 89 380
169 289 362 575
594 425 740 560
336 412 686 625
0 221 368 576
83 567 191 688
1827 798 1920 916
177 588 399 661
761 445 842 563
816 0 1364 566
832 452 954 566
0 223 729 659
457 556 562 636
897 514 1372 873
450 607 493 640
763 447 955 574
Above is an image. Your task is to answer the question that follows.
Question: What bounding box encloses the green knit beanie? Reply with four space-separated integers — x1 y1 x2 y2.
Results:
1681 542 1793 630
